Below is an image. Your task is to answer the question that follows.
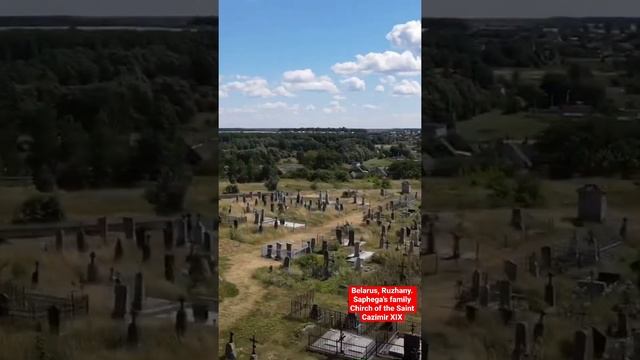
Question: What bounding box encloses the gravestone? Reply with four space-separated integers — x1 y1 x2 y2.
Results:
499 280 512 310
528 253 540 278
55 229 64 252
275 243 282 260
87 252 98 283
354 242 360 258
348 229 355 246
533 312 545 342
513 322 528 358
225 332 238 360
141 237 151 262
283 257 291 271
544 273 556 307
286 243 292 259
47 305 60 335
504 260 518 282
573 329 593 360
114 238 123 261
132 272 144 311
321 240 328 253
620 217 628 240
135 227 146 249
127 310 139 348
511 208 523 230
164 221 174 250
112 279 127 319
266 245 273 258
164 254 175 282
355 257 362 271
310 238 316 252
175 298 186 337
616 310 629 338
176 218 187 247
76 229 87 253
592 327 606 358
471 270 480 300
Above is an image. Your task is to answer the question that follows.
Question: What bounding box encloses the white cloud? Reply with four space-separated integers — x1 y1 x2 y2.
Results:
332 51 420 76
220 107 257 114
274 86 295 97
380 75 396 84
323 100 346 114
305 104 316 111
221 77 275 98
219 88 228 98
340 77 366 92
333 95 347 101
374 85 385 92
363 104 379 110
386 20 421 52
392 79 421 96
282 69 339 94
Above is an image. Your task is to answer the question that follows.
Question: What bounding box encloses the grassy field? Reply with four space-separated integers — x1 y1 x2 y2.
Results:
363 157 394 168
219 178 420 194
456 111 555 141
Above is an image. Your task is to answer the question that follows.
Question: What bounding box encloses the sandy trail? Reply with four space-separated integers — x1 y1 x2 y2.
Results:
219 208 366 330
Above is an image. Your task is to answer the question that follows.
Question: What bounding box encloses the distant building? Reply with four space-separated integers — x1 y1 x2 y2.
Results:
577 184 607 222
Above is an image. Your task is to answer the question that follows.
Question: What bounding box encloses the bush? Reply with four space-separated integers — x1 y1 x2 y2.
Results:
13 195 65 224
223 184 239 194
145 167 191 215
34 165 56 192
264 175 279 191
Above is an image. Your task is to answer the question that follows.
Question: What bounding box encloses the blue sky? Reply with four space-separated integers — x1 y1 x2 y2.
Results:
220 0 421 129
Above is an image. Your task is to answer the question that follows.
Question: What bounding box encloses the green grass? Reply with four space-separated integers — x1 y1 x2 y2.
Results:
456 110 555 141
363 157 393 168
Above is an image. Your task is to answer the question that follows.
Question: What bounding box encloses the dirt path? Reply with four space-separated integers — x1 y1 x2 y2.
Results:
218 209 365 331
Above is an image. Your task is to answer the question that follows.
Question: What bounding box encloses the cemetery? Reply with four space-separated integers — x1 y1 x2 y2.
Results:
218 180 422 359
0 192 218 359
421 178 640 359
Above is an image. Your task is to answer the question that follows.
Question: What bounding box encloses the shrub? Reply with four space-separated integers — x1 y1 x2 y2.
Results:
12 195 65 224
264 175 279 191
223 184 239 194
145 167 191 215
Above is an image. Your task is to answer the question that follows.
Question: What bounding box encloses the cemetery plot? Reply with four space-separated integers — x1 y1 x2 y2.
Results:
219 182 422 359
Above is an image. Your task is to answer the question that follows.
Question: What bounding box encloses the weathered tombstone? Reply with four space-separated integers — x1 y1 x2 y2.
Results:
354 242 360 258
513 322 528 358
175 297 186 337
573 329 593 360
379 233 385 249
141 237 151 262
275 243 282 260
321 240 328 253
283 257 291 271
127 310 139 348
55 229 65 252
286 243 292 259
76 229 87 252
499 280 512 310
87 252 98 283
132 272 144 311
471 270 480 300
47 305 60 335
164 254 175 282
544 273 556 307
310 238 316 252
114 238 123 261
203 231 212 253
504 260 518 282
533 312 545 342
266 244 273 258
112 279 127 319
31 261 39 285
620 217 628 240
528 253 540 278
348 229 355 246
225 333 238 360
309 304 320 320
592 327 606 358
176 218 187 247
616 310 629 338
511 208 523 229
164 221 174 250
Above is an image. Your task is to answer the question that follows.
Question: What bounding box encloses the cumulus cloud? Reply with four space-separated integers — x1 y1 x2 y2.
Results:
363 104 379 110
374 85 385 92
305 104 316 111
332 51 420 76
281 69 339 94
333 95 347 101
386 20 421 52
220 77 275 98
274 86 295 97
323 100 346 114
340 77 366 91
392 79 421 96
